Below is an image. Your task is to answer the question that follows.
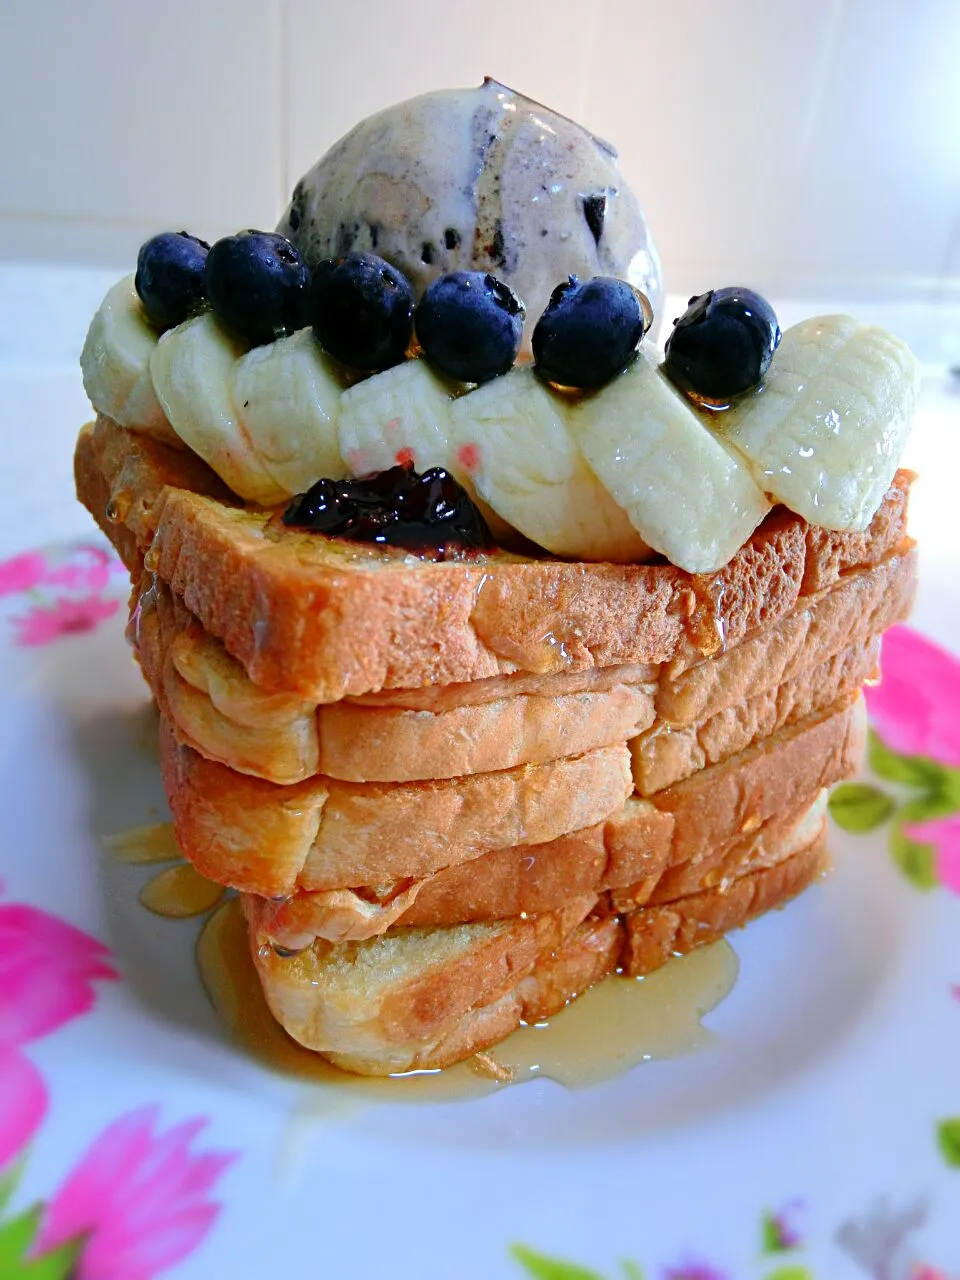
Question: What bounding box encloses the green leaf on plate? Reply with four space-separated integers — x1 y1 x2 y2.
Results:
868 732 946 789
510 1244 606 1280
889 823 939 891
936 1116 960 1167
937 765 960 809
19 1240 84 1280
828 783 895 833
898 789 960 823
760 1209 791 1254
0 1206 41 1271
0 1205 81 1280
619 1264 646 1280
763 1268 814 1280
0 1151 27 1216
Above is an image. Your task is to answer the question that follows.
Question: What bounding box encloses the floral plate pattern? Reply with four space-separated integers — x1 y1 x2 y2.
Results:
0 539 957 1280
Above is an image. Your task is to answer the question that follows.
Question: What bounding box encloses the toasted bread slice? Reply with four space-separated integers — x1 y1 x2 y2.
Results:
633 637 880 795
248 789 827 948
74 414 233 573
77 416 913 703
160 696 861 900
133 543 913 787
655 541 916 726
247 830 827 1075
138 577 657 784
159 715 634 897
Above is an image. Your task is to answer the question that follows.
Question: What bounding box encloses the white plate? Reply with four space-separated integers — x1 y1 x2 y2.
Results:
1 383 958 1280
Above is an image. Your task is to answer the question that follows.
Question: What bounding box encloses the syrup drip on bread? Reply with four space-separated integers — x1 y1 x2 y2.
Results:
196 898 737 1098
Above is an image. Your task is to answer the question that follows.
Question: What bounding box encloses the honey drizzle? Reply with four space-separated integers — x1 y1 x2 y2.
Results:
139 864 226 918
104 820 182 864
197 899 738 1102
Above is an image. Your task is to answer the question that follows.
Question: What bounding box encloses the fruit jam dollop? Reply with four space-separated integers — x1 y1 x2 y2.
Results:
282 463 493 557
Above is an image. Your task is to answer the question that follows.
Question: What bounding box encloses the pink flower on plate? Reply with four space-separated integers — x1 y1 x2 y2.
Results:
0 1047 47 1170
903 812 960 894
34 1107 237 1279
43 545 115 593
0 549 48 597
866 626 960 767
11 593 120 646
0 899 118 1047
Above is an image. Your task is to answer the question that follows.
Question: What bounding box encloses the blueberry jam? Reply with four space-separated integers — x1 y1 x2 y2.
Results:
283 464 492 555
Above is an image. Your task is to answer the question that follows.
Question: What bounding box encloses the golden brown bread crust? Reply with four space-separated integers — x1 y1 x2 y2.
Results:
134 546 914 788
138 576 658 784
620 834 827 977
633 638 880 795
250 797 673 947
248 791 825 948
75 418 913 703
159 715 634 897
160 697 860 902
654 695 863 859
654 543 916 725
75 417 233 572
248 894 599 1075
247 831 826 1074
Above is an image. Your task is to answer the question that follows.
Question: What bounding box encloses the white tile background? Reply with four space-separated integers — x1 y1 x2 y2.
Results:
0 0 958 306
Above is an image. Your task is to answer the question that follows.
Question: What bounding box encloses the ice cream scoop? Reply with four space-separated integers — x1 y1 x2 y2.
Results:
277 79 662 351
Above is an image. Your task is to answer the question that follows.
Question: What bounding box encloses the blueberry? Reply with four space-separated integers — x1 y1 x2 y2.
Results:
309 253 414 372
532 276 649 390
205 231 310 346
415 272 524 384
283 464 491 554
663 287 781 400
135 231 209 330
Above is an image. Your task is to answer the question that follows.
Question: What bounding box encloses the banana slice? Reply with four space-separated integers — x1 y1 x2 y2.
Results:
567 353 770 573
722 315 920 529
232 329 349 497
448 366 651 562
80 274 174 441
151 313 284 505
338 358 460 476
337 360 512 541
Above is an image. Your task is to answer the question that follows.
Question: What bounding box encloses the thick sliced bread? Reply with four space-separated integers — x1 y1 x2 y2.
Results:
247 831 827 1075
74 415 233 573
134 545 914 787
138 577 657 784
633 637 880 795
159 716 634 897
76 417 913 703
160 697 861 899
248 790 826 948
620 834 828 978
655 542 916 725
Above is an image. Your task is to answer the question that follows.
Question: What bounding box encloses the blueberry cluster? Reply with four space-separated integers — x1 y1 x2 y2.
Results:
283 463 492 554
135 229 312 345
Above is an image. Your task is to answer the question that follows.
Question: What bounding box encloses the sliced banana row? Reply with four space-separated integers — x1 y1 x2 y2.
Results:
80 274 177 445
80 281 919 572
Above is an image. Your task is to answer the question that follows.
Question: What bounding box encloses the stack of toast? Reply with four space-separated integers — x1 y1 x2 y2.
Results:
75 412 916 1075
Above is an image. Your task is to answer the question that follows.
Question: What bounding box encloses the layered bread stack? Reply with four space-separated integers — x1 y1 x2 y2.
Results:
76 414 916 1074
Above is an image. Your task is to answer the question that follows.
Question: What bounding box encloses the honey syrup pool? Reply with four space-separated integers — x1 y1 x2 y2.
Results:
196 897 738 1103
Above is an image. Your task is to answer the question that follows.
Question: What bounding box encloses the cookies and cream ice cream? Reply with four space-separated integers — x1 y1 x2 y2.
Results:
276 78 662 349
